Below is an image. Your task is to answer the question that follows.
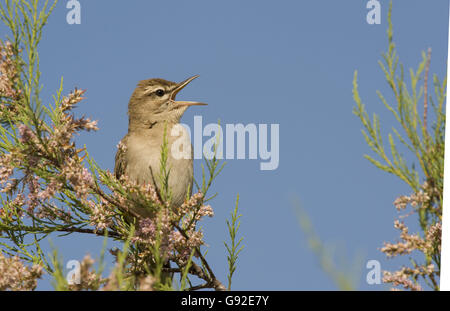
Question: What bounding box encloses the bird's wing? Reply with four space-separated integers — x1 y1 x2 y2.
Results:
114 136 128 180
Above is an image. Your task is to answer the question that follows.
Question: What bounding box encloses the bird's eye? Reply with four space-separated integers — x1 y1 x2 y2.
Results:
155 89 165 97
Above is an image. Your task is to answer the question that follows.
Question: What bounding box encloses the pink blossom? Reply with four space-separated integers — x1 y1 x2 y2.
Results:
18 124 36 144
0 253 43 291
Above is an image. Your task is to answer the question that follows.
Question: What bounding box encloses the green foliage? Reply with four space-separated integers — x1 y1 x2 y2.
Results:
0 0 61 269
49 246 69 291
0 0 57 125
0 0 240 291
353 2 444 290
158 123 172 202
353 3 445 200
295 202 363 291
179 248 195 291
110 229 134 290
224 195 244 290
194 121 226 203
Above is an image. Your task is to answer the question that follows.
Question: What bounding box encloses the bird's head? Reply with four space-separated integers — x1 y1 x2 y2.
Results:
128 75 206 127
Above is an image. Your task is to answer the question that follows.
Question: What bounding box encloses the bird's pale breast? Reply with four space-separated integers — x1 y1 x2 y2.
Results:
124 124 193 210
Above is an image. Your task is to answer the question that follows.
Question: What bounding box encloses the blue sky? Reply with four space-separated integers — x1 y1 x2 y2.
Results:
2 0 448 290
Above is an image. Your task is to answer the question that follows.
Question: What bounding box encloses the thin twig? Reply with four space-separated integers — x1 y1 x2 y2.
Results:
1 225 121 239
161 267 182 273
173 223 226 291
57 227 121 238
423 47 432 135
92 183 140 219
186 283 211 291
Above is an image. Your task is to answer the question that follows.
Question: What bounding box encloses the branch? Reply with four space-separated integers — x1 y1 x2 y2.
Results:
92 183 141 219
186 283 212 291
173 223 226 291
188 261 227 291
57 227 121 239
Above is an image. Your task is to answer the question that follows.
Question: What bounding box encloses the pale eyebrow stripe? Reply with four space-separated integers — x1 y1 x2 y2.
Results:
143 86 158 95
143 85 172 95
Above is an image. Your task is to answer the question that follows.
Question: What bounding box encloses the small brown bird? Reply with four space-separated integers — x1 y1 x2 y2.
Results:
114 75 206 217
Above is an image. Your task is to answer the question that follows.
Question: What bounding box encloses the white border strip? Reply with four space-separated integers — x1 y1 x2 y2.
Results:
440 4 450 291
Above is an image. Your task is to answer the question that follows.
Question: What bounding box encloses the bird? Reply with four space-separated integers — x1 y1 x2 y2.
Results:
114 75 206 218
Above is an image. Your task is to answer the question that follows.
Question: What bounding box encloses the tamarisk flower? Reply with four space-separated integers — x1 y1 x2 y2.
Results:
393 196 410 211
88 199 114 231
106 171 162 209
47 90 98 152
0 41 20 100
0 152 14 187
2 88 99 223
426 222 441 255
37 179 63 202
131 191 213 264
381 220 440 291
60 88 86 111
68 254 103 291
35 204 68 222
177 191 204 216
0 193 25 219
0 252 43 291
61 158 94 200
49 115 98 151
382 183 441 290
26 175 40 212
170 229 204 263
381 220 428 257
18 124 37 144
383 269 423 291
134 218 156 239
132 210 173 258
393 192 431 211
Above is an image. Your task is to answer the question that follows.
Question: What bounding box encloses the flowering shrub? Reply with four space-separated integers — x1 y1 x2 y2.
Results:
0 251 43 290
0 0 242 291
353 3 444 290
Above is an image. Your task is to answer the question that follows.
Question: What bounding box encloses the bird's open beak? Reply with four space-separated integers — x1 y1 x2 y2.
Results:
171 75 207 107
